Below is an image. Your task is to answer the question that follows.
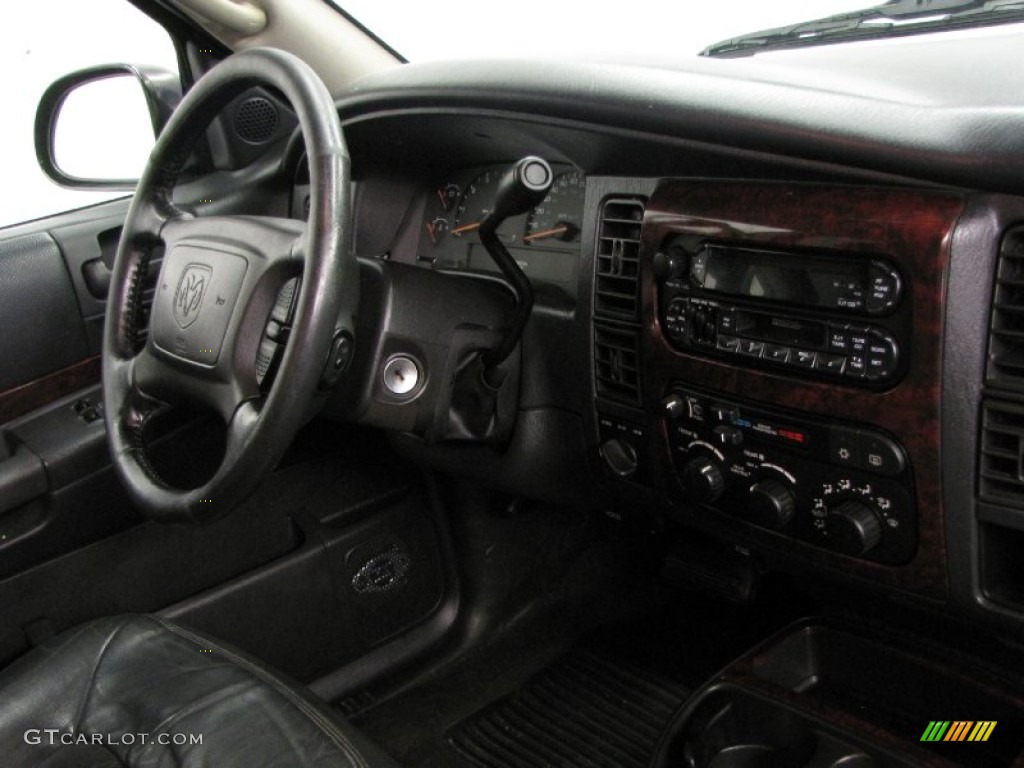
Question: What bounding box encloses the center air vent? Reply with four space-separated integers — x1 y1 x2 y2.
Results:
595 198 645 320
980 400 1024 508
594 324 641 406
987 227 1024 388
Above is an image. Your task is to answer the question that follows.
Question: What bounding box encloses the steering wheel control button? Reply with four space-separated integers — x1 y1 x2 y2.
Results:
151 246 248 366
257 338 281 385
272 277 300 324
382 355 421 397
320 332 354 390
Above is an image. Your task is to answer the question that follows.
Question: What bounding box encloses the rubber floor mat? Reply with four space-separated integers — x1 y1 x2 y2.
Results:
445 645 691 768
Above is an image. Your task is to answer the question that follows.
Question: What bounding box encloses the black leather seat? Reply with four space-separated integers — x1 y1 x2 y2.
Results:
0 614 398 767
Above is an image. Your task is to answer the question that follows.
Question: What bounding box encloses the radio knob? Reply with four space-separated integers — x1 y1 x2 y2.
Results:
653 247 688 281
747 479 796 530
826 500 883 556
682 456 725 503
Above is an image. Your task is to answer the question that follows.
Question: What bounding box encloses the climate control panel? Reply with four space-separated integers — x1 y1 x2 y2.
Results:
664 386 916 564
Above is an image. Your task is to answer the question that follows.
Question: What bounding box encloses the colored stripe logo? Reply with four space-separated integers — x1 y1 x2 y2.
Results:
921 721 997 742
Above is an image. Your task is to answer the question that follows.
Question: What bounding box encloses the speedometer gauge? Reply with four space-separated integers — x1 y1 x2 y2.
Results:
524 170 585 246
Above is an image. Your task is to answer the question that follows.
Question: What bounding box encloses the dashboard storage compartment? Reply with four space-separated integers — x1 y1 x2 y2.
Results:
654 623 1024 768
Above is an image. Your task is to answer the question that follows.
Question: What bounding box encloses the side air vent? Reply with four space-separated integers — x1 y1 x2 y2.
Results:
595 198 645 320
980 400 1024 507
987 228 1024 388
594 324 641 406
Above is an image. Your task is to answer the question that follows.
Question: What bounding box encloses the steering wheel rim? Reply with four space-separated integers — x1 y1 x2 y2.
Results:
103 48 354 523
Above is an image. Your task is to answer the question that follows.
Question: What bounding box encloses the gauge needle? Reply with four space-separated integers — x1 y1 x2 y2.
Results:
450 221 481 235
524 224 570 242
426 220 436 244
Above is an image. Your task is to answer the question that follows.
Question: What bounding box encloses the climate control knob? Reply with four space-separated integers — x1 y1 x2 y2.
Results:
826 500 883 556
747 479 796 530
682 456 725 503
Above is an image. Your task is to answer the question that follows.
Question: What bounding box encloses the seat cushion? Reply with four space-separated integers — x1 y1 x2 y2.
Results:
0 614 398 767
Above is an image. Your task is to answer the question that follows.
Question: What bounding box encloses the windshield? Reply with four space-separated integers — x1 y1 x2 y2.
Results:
333 0 871 61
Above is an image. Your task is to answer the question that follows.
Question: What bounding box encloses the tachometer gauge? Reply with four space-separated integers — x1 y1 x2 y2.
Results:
524 170 585 246
452 169 499 239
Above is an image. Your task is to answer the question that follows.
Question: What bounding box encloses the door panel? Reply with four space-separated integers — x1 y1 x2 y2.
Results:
0 232 90 391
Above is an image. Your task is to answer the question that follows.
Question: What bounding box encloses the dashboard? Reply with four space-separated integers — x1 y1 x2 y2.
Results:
324 24 1024 640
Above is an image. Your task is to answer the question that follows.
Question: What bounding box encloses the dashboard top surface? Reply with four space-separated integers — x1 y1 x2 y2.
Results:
338 25 1024 195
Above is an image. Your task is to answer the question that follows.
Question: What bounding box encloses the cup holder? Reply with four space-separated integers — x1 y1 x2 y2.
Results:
654 683 894 768
653 623 1024 768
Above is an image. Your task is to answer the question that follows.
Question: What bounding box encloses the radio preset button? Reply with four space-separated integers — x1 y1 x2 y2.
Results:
717 335 740 353
763 344 791 363
792 349 817 367
814 353 846 374
738 339 764 357
719 311 736 334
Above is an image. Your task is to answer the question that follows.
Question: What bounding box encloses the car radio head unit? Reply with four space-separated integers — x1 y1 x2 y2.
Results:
654 240 909 386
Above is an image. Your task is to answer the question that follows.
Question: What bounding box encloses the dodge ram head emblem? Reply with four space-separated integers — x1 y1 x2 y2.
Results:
173 264 212 329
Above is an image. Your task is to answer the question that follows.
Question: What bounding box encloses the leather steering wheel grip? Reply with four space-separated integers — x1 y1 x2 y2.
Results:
102 48 355 523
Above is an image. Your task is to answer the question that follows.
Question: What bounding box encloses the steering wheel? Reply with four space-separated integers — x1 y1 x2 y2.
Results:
103 48 355 523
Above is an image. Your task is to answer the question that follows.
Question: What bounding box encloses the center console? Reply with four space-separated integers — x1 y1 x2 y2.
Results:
592 179 965 599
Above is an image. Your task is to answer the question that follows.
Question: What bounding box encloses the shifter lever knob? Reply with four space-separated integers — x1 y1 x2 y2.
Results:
485 156 553 225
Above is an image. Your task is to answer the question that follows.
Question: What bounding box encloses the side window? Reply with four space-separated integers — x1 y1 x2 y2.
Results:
0 0 179 229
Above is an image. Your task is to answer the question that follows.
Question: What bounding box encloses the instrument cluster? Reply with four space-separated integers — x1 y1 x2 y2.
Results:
417 164 585 296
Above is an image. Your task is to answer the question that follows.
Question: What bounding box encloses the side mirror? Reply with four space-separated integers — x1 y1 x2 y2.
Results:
34 64 181 189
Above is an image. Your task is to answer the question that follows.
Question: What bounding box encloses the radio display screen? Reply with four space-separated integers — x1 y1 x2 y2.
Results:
693 245 868 312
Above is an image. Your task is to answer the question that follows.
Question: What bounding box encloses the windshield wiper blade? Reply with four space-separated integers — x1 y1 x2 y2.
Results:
702 0 1024 57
